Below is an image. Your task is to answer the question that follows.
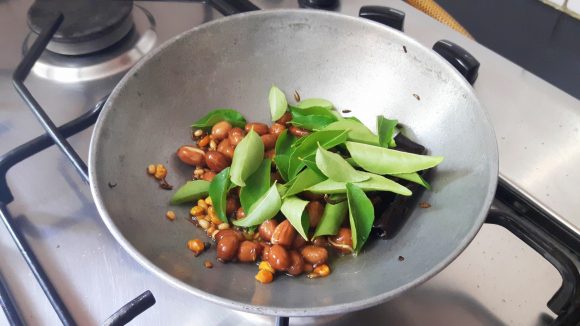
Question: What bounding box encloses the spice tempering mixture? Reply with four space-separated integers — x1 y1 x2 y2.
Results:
153 86 443 283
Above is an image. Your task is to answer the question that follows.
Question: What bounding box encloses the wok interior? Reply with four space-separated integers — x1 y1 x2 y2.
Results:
91 11 497 315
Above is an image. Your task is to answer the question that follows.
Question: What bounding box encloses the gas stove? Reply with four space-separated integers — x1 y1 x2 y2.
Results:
1 0 578 325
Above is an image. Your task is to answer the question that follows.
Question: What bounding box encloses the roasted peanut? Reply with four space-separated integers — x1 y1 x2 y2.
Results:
289 125 310 138
201 170 216 181
304 263 314 273
205 151 230 172
258 219 278 242
265 149 276 159
237 241 262 262
223 146 235 160
276 112 293 125
198 135 210 147
211 121 232 140
312 236 329 247
193 168 204 178
245 122 269 135
190 206 205 216
210 217 221 228
209 139 217 150
269 123 287 137
268 244 290 271
306 201 325 228
226 196 239 216
176 145 205 166
217 138 231 153
228 127 245 145
271 220 296 247
198 199 208 209
235 207 246 220
154 164 167 180
255 270 274 284
261 243 272 261
258 261 275 273
271 171 283 183
165 210 176 221
329 227 353 254
216 235 240 262
301 191 324 201
261 134 277 151
292 235 306 249
187 239 205 256
307 263 331 278
198 219 210 230
215 229 244 242
287 250 305 276
206 226 216 237
217 139 235 159
300 245 328 265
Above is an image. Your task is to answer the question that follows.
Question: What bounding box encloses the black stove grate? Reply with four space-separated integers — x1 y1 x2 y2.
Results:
1 3 578 326
1 12 155 326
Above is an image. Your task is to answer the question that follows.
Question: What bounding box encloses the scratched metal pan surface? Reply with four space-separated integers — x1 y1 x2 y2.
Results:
89 9 498 317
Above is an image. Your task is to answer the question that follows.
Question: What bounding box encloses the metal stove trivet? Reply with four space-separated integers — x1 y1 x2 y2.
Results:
0 2 578 326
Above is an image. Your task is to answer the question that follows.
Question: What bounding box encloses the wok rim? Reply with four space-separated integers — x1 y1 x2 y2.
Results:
89 9 499 317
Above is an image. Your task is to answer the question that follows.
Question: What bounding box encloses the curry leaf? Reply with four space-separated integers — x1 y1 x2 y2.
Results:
391 172 431 190
290 115 337 131
315 144 369 182
233 183 281 227
346 183 375 254
269 86 287 121
280 196 310 240
306 172 411 196
301 154 324 176
209 168 231 223
240 159 272 212
284 168 327 198
326 193 347 204
276 183 288 198
346 141 444 174
191 109 246 129
377 116 398 148
230 129 264 186
295 98 334 110
290 134 307 148
345 157 360 168
290 106 337 118
273 130 296 181
323 119 379 145
287 130 349 179
170 180 210 204
313 201 348 238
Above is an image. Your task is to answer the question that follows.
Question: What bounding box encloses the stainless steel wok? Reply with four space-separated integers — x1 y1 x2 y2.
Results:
89 9 498 317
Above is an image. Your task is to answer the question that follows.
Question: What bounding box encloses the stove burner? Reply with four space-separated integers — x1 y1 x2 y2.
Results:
27 0 134 55
24 5 157 83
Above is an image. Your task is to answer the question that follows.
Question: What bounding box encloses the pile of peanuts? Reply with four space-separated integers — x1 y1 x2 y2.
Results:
176 114 354 283
188 194 354 283
177 112 308 182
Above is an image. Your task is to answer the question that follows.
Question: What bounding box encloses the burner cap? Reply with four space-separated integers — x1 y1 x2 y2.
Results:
27 0 134 55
